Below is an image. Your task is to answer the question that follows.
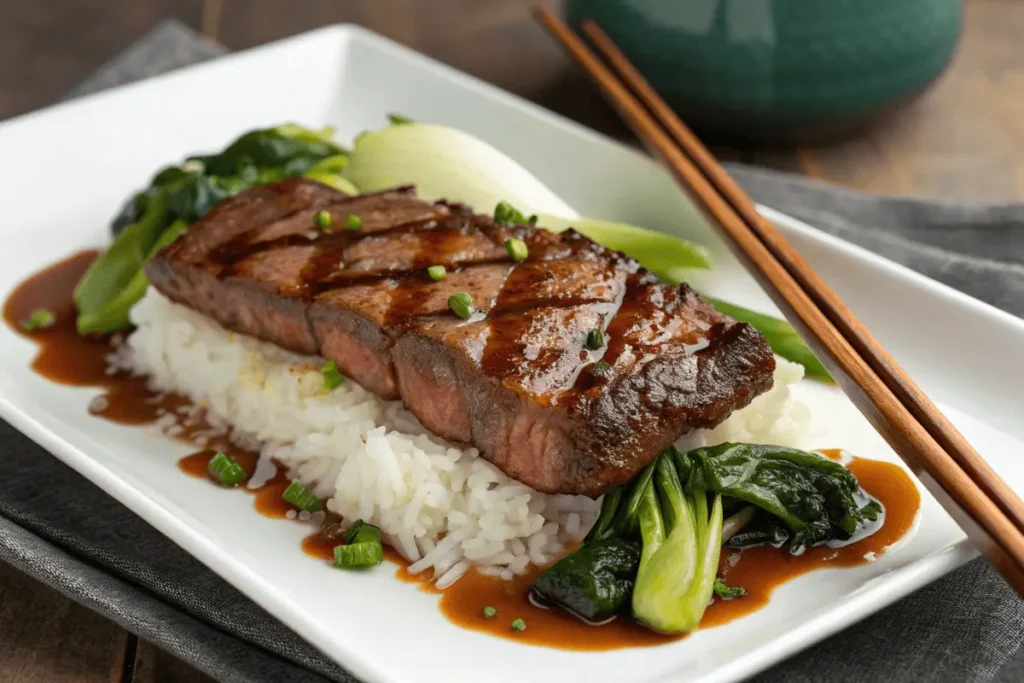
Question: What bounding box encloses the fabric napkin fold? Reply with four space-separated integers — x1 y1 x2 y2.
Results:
2 20 1023 683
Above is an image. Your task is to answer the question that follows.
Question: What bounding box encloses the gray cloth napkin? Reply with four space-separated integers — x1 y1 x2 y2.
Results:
2 19 1023 683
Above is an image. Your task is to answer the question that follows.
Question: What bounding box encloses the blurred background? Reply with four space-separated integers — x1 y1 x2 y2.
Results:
0 0 1021 202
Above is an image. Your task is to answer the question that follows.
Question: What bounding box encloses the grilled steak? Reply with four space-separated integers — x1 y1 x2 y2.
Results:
146 178 775 496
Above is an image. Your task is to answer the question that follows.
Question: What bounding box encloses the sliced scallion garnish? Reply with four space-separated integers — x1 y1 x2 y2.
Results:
333 519 384 569
427 265 446 281
586 328 604 350
21 309 55 332
282 481 322 512
313 209 332 229
448 292 474 320
504 238 528 263
321 360 344 390
208 451 247 487
345 214 363 231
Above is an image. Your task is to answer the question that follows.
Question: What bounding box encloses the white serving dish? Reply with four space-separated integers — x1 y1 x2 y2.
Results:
1 24 1023 683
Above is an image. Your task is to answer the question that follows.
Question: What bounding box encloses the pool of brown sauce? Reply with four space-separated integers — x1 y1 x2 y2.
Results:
5 250 922 651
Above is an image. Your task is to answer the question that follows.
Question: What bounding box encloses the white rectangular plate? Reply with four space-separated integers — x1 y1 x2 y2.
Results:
1 25 1023 683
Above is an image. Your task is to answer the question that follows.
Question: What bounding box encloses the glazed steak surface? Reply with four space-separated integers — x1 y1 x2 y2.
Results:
146 177 775 496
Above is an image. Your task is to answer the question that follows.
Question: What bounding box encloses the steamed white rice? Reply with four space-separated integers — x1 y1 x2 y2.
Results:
117 289 810 586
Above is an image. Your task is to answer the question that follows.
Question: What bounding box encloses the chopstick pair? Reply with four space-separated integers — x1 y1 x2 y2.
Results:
533 8 1024 595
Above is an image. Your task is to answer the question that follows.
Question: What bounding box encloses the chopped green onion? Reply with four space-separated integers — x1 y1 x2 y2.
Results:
713 578 745 600
427 265 447 281
313 210 332 229
208 451 247 487
345 214 363 231
321 360 345 390
483 606 497 618
504 238 529 263
333 519 384 569
344 519 383 545
333 542 384 568
448 292 474 320
386 113 414 125
511 618 526 632
590 361 612 376
586 328 604 350
282 481 322 512
493 200 537 226
21 309 55 332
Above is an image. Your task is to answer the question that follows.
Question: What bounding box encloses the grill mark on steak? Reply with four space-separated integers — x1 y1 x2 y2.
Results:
147 178 776 496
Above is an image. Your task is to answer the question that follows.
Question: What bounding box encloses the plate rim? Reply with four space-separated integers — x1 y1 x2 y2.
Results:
0 21 1009 683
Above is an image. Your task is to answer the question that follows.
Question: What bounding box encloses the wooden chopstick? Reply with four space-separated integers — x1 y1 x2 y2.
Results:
533 7 1024 594
577 18 1024 543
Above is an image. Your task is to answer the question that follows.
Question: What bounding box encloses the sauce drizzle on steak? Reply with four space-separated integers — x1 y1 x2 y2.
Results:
146 177 775 496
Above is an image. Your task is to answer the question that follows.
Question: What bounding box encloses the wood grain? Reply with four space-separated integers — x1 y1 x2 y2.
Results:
0 560 127 683
748 0 1024 202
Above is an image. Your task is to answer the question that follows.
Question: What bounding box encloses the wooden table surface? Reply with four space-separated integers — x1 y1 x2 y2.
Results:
1 0 1021 681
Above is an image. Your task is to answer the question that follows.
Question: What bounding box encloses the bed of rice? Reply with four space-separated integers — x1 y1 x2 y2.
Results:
116 289 810 587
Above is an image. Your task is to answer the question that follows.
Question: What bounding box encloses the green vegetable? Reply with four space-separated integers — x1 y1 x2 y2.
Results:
21 309 55 332
448 292 474 319
537 214 712 278
345 214 363 231
511 619 526 632
387 113 414 125
713 578 745 599
483 606 497 618
314 210 332 229
582 485 623 544
334 519 384 568
590 361 611 376
76 218 188 333
321 360 345 390
530 537 640 621
282 481 322 512
721 505 756 543
494 201 538 226
586 328 604 350
208 451 248 487
725 510 790 549
427 265 446 281
304 154 359 193
75 191 169 332
632 453 723 634
504 238 529 262
677 443 880 553
704 297 831 382
533 443 881 634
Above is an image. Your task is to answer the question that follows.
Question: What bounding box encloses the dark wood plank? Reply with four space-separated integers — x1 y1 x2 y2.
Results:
0 0 203 120
130 640 215 683
748 0 1024 202
0 560 128 683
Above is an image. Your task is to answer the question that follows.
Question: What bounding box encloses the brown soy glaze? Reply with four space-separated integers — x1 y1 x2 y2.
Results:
6 253 923 651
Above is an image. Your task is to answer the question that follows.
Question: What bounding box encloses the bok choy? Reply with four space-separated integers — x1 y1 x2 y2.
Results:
531 443 882 633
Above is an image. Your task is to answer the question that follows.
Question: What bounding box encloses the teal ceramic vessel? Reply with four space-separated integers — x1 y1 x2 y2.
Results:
565 0 962 143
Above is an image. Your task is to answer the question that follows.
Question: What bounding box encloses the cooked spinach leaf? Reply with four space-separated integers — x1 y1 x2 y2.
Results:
676 443 879 553
530 537 640 621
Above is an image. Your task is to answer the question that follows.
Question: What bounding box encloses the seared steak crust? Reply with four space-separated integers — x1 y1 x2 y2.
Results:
146 178 775 496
